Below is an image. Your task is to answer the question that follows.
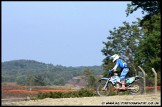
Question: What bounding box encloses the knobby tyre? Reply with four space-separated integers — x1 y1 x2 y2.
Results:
96 79 113 96
129 80 144 95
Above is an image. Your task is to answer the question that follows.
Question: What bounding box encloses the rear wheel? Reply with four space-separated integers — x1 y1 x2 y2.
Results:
129 80 144 95
96 79 113 96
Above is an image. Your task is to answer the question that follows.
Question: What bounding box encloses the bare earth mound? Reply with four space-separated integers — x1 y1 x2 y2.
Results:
2 93 161 106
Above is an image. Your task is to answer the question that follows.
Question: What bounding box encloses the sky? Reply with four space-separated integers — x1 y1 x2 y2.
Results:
2 1 145 67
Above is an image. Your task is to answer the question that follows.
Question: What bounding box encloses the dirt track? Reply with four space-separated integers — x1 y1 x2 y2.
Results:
2 93 161 106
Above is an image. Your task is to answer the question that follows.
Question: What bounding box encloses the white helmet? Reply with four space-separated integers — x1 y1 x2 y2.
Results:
111 54 119 62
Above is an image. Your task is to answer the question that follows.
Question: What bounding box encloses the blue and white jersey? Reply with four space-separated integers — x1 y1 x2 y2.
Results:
112 59 127 71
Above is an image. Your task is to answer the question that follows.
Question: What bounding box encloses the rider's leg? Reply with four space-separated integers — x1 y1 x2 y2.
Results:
119 68 129 90
120 80 126 90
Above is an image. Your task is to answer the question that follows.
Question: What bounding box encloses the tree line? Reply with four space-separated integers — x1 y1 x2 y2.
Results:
2 59 103 86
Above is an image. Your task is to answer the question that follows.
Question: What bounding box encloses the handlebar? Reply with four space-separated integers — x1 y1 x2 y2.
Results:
108 70 120 77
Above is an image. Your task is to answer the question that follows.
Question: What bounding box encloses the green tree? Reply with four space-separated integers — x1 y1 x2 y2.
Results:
26 74 35 86
126 1 161 85
16 75 27 85
53 77 65 86
34 74 46 86
101 21 143 75
126 1 160 26
83 68 97 88
134 14 161 80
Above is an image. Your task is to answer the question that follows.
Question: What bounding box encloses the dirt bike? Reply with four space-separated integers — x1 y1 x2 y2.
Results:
96 70 144 96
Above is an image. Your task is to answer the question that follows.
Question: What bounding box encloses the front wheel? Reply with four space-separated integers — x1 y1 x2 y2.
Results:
129 80 144 95
96 79 113 96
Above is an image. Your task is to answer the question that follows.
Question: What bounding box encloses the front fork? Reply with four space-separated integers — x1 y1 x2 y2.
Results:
103 80 109 89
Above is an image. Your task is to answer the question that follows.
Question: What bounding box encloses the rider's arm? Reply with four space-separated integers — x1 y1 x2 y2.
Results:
111 61 118 72
111 64 117 72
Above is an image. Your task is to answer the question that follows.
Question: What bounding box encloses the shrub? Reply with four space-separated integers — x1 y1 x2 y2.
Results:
36 88 96 99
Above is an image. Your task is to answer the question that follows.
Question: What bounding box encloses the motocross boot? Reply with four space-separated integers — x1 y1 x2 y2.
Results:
119 80 126 90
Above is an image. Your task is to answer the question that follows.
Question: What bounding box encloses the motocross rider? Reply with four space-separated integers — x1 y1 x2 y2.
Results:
108 54 129 90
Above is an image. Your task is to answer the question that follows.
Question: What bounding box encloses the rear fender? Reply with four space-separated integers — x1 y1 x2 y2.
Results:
134 76 143 81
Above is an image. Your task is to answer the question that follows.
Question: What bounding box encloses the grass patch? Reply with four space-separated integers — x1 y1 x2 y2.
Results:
35 88 97 99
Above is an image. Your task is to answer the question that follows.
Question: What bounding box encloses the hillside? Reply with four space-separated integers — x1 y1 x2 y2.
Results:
2 59 103 86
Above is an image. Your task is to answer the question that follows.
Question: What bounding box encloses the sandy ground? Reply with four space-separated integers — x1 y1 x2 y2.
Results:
2 93 161 106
